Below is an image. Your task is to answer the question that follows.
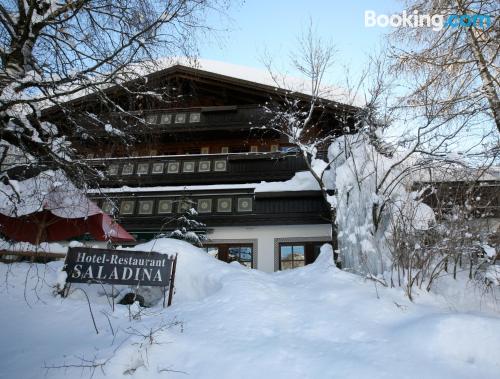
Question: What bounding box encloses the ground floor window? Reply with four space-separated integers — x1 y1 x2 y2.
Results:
279 241 328 270
203 243 253 268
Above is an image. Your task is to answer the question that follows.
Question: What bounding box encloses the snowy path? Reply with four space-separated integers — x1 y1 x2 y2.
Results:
1 239 500 379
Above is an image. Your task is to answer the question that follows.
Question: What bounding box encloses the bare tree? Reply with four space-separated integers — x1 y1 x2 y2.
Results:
261 23 357 256
0 0 226 188
390 0 499 134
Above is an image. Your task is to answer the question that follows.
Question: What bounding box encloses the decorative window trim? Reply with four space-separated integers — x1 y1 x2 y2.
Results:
178 200 192 213
167 161 180 174
157 199 173 214
175 113 186 124
197 198 212 214
213 160 227 172
101 200 115 214
121 163 134 175
182 161 195 173
120 200 135 215
189 112 201 123
145 114 158 124
160 113 172 124
136 163 149 175
198 160 211 172
237 197 253 212
217 198 232 213
152 162 164 174
137 200 154 215
108 164 119 176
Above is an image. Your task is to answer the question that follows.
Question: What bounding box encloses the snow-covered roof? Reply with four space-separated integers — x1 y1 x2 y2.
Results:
41 58 358 111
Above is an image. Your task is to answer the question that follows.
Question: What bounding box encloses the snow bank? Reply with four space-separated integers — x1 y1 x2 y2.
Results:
122 238 240 302
1 237 500 379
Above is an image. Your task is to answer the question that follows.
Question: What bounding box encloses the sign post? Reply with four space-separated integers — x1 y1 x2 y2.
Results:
63 247 178 307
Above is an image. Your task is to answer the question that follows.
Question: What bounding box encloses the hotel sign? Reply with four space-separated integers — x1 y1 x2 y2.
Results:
64 247 176 287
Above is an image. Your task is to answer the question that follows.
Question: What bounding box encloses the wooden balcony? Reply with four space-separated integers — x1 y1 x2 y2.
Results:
106 105 271 134
85 152 308 187
90 189 330 234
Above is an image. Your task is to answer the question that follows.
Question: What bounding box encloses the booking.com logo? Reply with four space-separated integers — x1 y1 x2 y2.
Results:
365 10 492 31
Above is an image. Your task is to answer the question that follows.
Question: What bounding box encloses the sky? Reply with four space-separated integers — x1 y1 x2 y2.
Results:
199 0 403 84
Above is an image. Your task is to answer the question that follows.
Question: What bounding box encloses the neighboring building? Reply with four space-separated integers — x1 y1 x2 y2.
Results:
44 62 356 272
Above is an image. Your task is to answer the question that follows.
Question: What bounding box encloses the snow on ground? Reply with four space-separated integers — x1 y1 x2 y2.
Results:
1 238 500 379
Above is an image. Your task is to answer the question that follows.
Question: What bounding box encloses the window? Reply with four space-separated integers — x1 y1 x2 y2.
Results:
182 161 195 173
280 244 305 270
217 198 232 213
152 162 164 174
189 112 201 123
228 246 252 268
221 146 229 154
149 149 157 156
120 200 135 215
145 114 158 124
86 153 95 159
250 146 258 153
160 113 172 124
237 197 252 212
138 200 154 215
213 160 227 172
136 163 149 175
175 113 186 123
121 163 134 175
198 160 211 172
197 199 212 213
270 144 279 153
108 164 119 176
167 161 180 173
158 199 173 214
201 147 210 155
204 244 253 268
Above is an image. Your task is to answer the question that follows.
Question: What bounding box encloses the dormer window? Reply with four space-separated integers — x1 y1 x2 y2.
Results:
270 144 279 153
160 113 172 124
145 114 158 124
250 146 258 153
189 112 201 123
175 113 186 123
221 147 229 154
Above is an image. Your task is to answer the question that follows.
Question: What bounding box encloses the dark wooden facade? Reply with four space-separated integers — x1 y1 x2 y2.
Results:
41 64 353 242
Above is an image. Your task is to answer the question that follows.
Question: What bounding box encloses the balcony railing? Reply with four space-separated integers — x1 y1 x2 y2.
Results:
85 152 308 187
106 105 271 133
